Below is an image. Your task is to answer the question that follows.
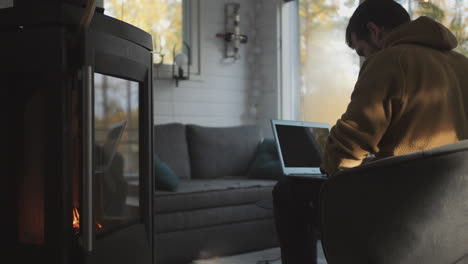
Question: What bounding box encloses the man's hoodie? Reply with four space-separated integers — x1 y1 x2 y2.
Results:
321 16 468 175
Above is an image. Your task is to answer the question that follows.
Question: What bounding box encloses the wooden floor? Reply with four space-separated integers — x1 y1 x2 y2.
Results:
191 241 327 264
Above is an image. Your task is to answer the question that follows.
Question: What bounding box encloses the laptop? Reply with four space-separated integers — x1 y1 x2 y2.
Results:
271 119 330 179
95 120 127 173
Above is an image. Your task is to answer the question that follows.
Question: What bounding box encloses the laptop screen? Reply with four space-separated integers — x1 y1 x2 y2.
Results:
271 120 329 175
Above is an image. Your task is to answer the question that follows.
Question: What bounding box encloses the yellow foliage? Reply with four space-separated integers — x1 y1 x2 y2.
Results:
104 0 183 63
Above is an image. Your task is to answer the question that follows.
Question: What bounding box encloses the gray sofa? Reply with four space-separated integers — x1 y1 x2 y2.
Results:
153 123 281 264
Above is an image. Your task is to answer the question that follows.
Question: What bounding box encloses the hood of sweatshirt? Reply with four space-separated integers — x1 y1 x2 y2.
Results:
383 16 458 51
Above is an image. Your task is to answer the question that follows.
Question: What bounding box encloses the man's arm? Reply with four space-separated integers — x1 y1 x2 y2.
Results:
321 51 406 175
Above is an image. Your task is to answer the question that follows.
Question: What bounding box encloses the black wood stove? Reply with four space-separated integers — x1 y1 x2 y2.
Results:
2 1 154 263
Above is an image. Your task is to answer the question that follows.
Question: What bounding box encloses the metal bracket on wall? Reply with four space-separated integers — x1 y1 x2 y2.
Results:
215 2 248 60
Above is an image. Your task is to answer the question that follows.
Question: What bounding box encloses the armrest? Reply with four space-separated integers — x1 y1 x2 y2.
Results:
319 140 468 264
331 139 468 177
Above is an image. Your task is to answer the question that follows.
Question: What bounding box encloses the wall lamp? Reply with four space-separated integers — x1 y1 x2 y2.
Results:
172 41 191 87
216 3 248 60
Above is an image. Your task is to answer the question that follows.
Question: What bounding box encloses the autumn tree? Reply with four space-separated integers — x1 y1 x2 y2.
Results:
299 0 340 65
105 0 183 63
412 0 468 56
299 0 360 125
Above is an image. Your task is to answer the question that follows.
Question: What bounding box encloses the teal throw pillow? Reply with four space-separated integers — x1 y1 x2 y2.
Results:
247 138 284 180
154 154 179 191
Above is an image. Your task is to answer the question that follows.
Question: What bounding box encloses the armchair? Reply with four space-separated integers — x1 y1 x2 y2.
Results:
319 140 468 264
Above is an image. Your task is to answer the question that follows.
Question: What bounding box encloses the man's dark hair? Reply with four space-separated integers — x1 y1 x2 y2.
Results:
346 0 410 48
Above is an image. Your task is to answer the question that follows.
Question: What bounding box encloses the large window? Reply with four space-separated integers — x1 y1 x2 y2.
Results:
297 0 468 127
298 0 359 126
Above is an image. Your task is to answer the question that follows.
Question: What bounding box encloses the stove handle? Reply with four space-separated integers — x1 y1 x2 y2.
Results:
82 65 94 252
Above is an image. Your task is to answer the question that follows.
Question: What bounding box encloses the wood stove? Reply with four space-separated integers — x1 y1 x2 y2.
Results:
2 2 154 264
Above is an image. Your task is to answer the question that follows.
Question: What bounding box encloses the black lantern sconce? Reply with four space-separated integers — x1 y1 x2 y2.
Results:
216 3 248 60
172 41 191 87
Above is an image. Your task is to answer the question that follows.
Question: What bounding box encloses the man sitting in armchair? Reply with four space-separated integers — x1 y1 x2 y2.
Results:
273 0 468 263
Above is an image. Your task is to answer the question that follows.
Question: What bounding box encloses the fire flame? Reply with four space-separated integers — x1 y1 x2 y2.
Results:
73 207 103 235
73 208 80 235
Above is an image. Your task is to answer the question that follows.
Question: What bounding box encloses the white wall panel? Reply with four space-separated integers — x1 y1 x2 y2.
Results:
153 0 280 132
153 101 174 116
172 101 248 117
172 88 248 104
169 116 247 127
256 0 280 137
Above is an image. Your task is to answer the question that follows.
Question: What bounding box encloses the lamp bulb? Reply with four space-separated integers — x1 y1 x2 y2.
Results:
175 53 188 66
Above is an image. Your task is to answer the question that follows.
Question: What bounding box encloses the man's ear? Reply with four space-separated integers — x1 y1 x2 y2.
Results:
367 22 385 41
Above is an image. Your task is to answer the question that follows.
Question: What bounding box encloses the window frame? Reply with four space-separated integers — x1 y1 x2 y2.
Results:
279 0 301 120
183 0 200 75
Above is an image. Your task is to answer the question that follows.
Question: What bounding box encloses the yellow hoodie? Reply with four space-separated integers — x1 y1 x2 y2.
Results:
321 16 468 175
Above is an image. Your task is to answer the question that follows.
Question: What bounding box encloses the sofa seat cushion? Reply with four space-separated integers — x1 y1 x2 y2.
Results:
154 203 274 233
154 178 276 213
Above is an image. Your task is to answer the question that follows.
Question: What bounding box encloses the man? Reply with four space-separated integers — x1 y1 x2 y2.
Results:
273 0 468 263
322 1 468 175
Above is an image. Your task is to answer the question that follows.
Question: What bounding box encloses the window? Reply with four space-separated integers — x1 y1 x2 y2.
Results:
297 0 360 126
293 0 467 127
397 0 467 56
104 0 199 72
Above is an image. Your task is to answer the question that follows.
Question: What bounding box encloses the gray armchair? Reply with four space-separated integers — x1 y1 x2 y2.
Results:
319 140 468 264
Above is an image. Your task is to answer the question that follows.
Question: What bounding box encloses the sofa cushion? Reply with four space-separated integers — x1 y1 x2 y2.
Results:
154 123 191 179
247 138 284 180
154 154 179 191
154 178 276 213
186 124 261 179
